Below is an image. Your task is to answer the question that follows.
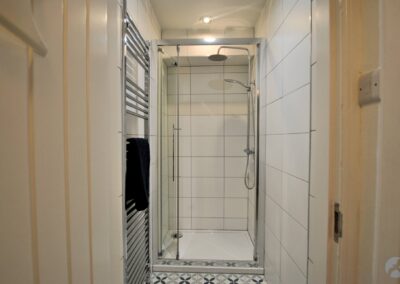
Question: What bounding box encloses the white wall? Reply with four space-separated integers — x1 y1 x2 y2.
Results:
0 0 160 283
256 0 315 283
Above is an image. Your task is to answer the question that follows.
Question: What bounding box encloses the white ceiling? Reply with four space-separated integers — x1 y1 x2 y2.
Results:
150 0 266 31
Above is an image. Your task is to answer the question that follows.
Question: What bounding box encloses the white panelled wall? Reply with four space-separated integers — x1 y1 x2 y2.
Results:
256 0 330 283
0 0 160 284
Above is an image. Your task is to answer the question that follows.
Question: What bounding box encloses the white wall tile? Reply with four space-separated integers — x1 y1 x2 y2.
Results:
266 197 282 239
224 198 248 218
191 94 224 115
169 177 191 198
225 157 247 177
167 74 190 95
169 197 191 218
266 135 284 169
192 198 224 218
225 136 247 156
282 35 311 95
225 115 247 136
266 30 284 73
192 178 224 198
168 115 191 136
168 136 191 157
192 218 223 230
192 136 224 156
169 218 192 230
265 226 281 280
224 94 247 115
191 116 224 136
191 66 223 74
282 84 310 133
266 64 283 104
281 211 308 274
283 134 310 180
282 0 311 57
225 178 248 198
191 73 223 94
167 95 191 116
224 66 249 73
280 248 307 284
282 173 309 228
224 218 248 230
192 157 224 177
266 166 283 205
267 99 284 134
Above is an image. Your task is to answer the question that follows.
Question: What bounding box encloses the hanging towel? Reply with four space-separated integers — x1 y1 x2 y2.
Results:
125 138 150 211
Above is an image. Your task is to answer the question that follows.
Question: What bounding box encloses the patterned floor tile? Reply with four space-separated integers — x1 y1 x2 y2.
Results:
151 272 266 284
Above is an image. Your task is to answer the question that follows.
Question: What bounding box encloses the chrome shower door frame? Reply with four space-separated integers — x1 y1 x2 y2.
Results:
152 38 265 268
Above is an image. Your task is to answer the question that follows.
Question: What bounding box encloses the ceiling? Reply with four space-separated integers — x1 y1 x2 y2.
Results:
150 0 266 31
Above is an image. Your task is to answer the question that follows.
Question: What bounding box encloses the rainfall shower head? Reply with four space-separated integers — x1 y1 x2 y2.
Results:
224 79 251 91
208 54 228 61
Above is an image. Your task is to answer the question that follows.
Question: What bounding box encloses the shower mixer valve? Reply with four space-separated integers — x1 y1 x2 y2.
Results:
244 148 255 155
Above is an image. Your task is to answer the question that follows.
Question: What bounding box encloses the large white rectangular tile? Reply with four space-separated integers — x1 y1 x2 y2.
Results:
191 218 224 230
224 198 248 218
311 0 317 64
168 115 191 136
224 218 248 230
191 116 224 136
225 178 248 198
169 218 192 230
265 226 281 280
283 35 311 95
267 99 284 134
282 173 309 228
224 94 247 115
192 157 224 177
192 198 224 218
192 178 224 198
225 136 247 156
167 94 191 115
225 157 247 177
282 84 310 133
168 197 191 218
266 0 283 39
191 94 223 115
283 133 310 180
282 0 311 57
283 0 298 19
168 136 191 157
168 157 191 177
167 73 190 95
266 134 284 169
192 136 224 156
168 66 191 74
168 177 191 198
191 73 223 94
266 196 282 239
225 115 247 136
266 28 284 73
280 247 307 284
223 66 248 73
191 66 223 74
266 166 283 206
266 64 283 104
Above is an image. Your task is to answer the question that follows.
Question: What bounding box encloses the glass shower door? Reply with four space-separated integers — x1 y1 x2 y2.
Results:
158 45 181 260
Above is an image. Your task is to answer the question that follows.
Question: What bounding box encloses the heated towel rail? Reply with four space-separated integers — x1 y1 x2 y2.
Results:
122 3 150 283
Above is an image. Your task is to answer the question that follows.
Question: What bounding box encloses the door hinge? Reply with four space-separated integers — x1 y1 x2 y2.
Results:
334 202 343 243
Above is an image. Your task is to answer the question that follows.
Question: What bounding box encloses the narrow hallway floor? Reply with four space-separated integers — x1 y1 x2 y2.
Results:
151 272 266 283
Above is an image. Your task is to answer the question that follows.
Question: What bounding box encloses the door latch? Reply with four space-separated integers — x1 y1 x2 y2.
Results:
334 203 343 243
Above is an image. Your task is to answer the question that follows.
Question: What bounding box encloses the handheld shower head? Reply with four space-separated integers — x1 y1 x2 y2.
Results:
224 79 251 91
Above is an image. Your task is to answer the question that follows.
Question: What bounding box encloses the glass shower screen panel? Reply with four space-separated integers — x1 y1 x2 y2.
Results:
158 45 181 260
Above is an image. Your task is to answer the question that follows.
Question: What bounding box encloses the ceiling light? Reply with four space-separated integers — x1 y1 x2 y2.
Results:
201 16 212 24
204 37 216 43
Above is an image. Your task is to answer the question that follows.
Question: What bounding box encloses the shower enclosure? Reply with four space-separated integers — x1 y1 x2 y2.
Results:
154 39 264 266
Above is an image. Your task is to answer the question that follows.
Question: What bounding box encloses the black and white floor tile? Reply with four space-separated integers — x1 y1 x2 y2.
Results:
153 259 259 268
151 272 266 284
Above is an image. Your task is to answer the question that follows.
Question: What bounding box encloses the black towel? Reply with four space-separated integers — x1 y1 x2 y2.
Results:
125 138 150 211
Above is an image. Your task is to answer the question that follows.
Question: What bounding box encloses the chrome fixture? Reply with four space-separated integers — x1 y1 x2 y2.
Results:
210 46 256 190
